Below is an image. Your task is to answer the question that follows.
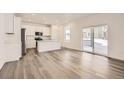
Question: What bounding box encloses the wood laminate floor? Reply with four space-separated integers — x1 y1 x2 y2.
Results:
0 48 124 79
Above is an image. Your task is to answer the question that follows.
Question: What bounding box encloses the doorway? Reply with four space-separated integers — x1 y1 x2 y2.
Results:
82 25 108 56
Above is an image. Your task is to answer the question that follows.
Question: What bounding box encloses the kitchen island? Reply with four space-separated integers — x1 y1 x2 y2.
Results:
37 40 61 52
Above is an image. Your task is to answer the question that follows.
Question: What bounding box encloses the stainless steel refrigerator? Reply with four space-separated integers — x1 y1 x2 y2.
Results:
21 28 26 56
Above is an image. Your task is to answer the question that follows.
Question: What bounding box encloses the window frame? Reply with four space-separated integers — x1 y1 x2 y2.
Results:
81 24 109 56
64 24 71 42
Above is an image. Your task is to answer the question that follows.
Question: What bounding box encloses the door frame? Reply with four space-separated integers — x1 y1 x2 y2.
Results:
81 24 109 56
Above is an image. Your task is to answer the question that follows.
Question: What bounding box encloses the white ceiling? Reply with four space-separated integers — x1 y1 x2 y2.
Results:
16 13 93 25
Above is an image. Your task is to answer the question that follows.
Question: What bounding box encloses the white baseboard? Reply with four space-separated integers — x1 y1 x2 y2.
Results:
0 57 20 70
0 60 5 70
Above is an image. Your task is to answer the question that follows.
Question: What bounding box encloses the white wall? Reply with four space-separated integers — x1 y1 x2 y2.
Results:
61 14 124 61
0 14 21 69
61 23 81 50
4 16 21 62
51 25 63 41
0 14 5 69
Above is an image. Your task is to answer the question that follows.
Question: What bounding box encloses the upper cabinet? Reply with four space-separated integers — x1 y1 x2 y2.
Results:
43 26 50 36
23 24 51 36
4 13 14 34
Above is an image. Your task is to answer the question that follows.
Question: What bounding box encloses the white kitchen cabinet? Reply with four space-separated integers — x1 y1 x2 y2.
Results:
39 27 43 33
26 41 36 48
37 41 61 52
25 25 35 35
30 26 35 35
22 24 51 49
4 13 14 34
43 26 50 36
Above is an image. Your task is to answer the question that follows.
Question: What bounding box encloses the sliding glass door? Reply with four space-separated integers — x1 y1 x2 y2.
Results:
94 25 108 55
82 28 93 52
82 25 108 56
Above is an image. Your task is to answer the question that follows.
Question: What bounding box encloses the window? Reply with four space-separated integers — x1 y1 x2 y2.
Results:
64 25 71 41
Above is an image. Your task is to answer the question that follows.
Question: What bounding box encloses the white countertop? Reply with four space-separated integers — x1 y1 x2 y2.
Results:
37 40 61 52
